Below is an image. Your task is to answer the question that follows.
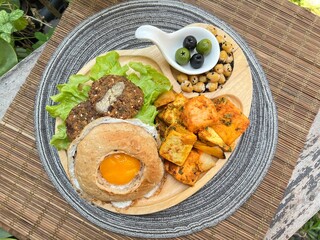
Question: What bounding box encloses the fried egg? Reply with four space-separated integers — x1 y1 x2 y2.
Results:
67 117 164 208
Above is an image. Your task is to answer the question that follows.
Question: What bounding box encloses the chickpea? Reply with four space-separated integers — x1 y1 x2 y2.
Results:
226 53 234 63
206 25 217 36
206 82 218 92
193 82 205 93
177 73 188 84
216 35 224 44
181 80 193 93
199 75 207 83
206 72 220 83
219 73 226 84
223 63 232 77
219 50 228 63
189 75 199 85
214 64 224 74
222 41 233 54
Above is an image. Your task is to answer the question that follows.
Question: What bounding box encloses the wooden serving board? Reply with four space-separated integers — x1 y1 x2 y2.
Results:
57 23 252 215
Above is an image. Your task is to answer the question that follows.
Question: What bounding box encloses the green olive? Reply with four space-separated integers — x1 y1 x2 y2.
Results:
175 47 190 65
196 39 212 55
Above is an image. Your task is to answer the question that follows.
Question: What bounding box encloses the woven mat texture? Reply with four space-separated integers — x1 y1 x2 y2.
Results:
1 0 320 239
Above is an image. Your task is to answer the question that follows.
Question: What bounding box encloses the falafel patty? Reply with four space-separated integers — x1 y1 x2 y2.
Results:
66 101 100 141
89 75 144 119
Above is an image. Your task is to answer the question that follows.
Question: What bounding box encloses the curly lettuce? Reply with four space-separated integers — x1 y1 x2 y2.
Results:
46 74 91 121
46 51 172 150
127 62 171 125
89 51 129 80
49 123 69 151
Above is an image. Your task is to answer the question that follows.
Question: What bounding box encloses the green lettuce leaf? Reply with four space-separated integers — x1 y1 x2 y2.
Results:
46 74 91 150
127 62 171 125
0 38 17 76
89 51 128 80
134 104 158 126
46 74 91 121
50 123 70 151
128 62 171 101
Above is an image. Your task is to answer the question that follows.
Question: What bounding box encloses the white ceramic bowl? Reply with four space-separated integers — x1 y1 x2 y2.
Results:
135 25 220 75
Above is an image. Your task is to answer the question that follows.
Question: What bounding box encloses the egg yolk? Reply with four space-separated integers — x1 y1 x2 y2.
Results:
99 153 141 185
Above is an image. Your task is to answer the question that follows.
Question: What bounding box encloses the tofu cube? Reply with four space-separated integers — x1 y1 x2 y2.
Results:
157 105 181 125
159 124 197 166
181 95 219 133
212 97 250 146
164 150 201 186
157 94 188 125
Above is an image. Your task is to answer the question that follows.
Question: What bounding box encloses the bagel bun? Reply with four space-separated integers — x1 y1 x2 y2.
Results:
67 117 164 205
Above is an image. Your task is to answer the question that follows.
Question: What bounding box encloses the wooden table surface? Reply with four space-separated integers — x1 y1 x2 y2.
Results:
1 0 320 239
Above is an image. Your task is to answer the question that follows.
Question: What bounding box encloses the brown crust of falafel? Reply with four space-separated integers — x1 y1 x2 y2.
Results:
65 101 100 141
65 75 144 141
89 75 144 119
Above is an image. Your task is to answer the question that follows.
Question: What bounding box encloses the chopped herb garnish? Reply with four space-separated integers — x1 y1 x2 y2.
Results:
224 113 233 119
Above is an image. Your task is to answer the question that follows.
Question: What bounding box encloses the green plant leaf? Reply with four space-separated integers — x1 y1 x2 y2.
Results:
0 10 9 24
12 16 27 31
307 230 317 239
31 41 42 50
15 46 31 61
0 228 12 238
0 32 11 42
34 31 47 41
0 38 17 76
295 211 320 240
32 28 54 50
0 22 13 33
9 9 23 21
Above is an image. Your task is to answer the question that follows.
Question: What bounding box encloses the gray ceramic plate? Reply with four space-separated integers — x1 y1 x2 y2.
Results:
35 0 278 238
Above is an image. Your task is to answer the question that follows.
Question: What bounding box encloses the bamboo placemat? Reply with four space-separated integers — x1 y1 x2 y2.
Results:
1 0 319 239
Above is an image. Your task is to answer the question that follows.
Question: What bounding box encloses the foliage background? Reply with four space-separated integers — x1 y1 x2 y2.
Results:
0 0 59 76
